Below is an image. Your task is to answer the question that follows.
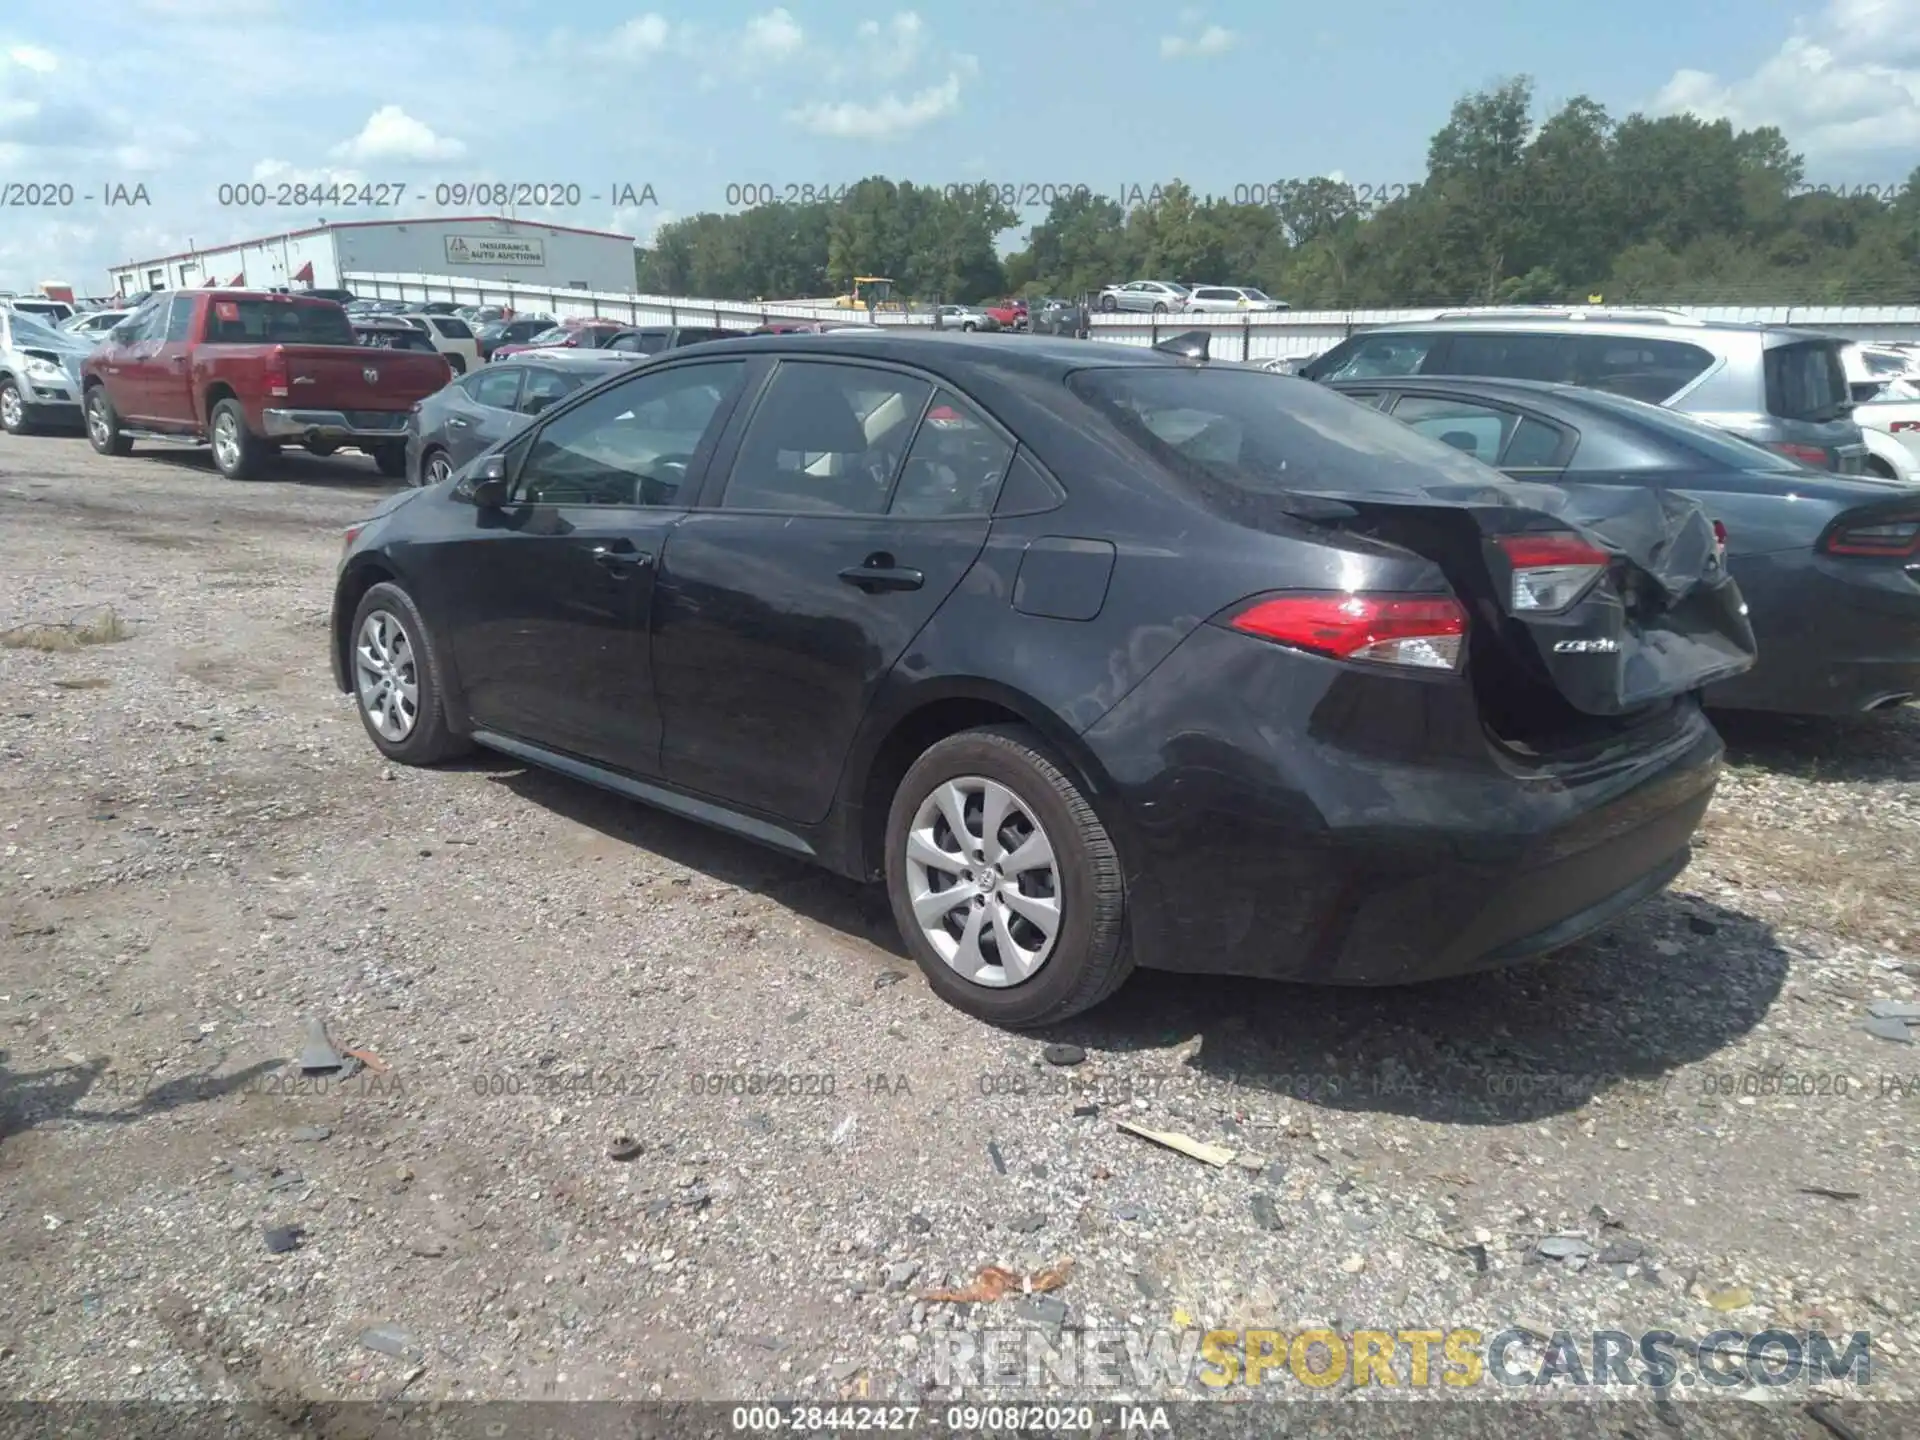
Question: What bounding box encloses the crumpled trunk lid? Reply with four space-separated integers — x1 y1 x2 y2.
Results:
1284 476 1757 725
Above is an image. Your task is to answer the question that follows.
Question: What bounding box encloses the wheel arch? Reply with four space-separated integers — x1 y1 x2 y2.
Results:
330 556 402 693
838 677 1126 883
202 379 241 430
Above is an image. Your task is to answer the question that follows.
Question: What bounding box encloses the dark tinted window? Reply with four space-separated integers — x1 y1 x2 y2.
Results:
1069 366 1506 498
1439 332 1580 382
1503 415 1568 467
203 299 355 345
1390 394 1518 463
1580 337 1713 403
434 318 474 339
356 326 435 351
465 368 522 410
722 362 933 515
1764 340 1849 421
513 361 746 506
890 389 1014 517
1563 388 1804 472
1307 332 1440 380
675 328 731 346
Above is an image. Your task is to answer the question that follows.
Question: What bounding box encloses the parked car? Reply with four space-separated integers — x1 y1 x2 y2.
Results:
1028 297 1088 337
1302 313 1871 475
748 320 861 334
328 332 1752 1025
933 305 1000 332
406 351 631 487
983 298 1028 331
1096 281 1189 314
476 316 555 361
81 290 451 479
1854 381 1920 483
60 309 134 340
399 301 463 316
396 314 482 374
1327 373 1920 715
599 325 739 355
1184 285 1289 313
455 305 511 328
0 308 95 434
492 319 625 360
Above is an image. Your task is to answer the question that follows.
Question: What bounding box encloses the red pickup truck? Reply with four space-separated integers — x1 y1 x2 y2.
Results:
81 289 450 480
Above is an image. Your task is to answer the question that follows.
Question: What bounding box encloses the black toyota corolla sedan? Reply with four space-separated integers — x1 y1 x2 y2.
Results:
330 331 1755 1026
1325 375 1920 716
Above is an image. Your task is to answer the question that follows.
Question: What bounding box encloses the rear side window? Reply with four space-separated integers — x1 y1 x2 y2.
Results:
1580 337 1712 403
890 390 1014 517
204 300 356 346
1438 332 1580 382
1068 366 1506 498
1503 416 1569 467
1765 341 1849 422
1389 394 1518 463
1307 333 1439 380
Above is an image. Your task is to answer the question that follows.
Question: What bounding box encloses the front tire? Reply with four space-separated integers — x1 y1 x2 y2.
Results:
348 581 472 765
885 725 1131 1027
0 378 33 435
209 398 266 479
85 385 133 455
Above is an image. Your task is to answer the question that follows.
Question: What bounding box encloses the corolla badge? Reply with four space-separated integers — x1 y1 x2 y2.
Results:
363 367 379 384
1554 638 1621 653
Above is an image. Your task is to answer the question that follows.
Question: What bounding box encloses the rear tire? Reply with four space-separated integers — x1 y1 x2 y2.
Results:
84 385 133 455
1098 295 1117 313
347 581 472 765
373 444 408 479
209 398 266 479
885 725 1131 1027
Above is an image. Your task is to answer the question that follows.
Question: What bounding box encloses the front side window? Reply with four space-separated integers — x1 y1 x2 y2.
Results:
164 295 196 341
513 361 746 507
721 361 933 515
1308 333 1440 381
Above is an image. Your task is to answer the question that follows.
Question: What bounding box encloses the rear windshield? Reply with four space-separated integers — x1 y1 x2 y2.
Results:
203 299 356 346
1564 388 1804 473
528 327 571 344
1068 365 1509 497
355 327 436 351
1764 340 1849 422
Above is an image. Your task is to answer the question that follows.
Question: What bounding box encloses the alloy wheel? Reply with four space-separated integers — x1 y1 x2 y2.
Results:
354 609 420 741
425 453 453 487
0 384 21 430
212 411 240 471
86 395 110 446
904 776 1061 986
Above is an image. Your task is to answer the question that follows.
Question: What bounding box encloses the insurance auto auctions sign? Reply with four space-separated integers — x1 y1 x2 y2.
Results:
443 235 545 266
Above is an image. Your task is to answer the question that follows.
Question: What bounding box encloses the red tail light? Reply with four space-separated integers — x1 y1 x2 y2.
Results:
1891 421 1918 434
1494 531 1609 613
1229 593 1467 671
1713 519 1728 548
1822 515 1920 557
1767 441 1830 468
263 344 288 399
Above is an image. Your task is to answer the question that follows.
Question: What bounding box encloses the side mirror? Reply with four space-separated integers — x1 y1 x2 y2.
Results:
464 453 511 507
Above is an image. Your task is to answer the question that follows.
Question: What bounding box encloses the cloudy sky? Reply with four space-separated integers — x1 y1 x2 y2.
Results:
1 0 1917 294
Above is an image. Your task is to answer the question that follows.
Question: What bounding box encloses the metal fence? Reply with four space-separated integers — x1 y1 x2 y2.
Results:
341 273 1920 350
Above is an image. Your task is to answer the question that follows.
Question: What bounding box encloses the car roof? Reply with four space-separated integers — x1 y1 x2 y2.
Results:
671 328 1189 378
1338 315 1809 343
492 348 635 366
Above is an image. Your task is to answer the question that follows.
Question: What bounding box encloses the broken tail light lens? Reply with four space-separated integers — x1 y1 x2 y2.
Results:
1496 532 1610 613
1229 593 1467 671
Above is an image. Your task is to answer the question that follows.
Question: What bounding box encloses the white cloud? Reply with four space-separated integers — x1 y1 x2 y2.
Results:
618 205 676 246
852 12 927 79
329 106 466 164
1652 0 1920 155
743 8 805 61
6 43 58 72
609 13 671 60
789 72 962 139
1160 23 1236 59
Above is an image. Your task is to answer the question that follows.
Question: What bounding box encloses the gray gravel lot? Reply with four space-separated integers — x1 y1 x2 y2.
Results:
1 432 1917 1435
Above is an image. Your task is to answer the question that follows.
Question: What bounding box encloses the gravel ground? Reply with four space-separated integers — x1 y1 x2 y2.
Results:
2 432 1917 1436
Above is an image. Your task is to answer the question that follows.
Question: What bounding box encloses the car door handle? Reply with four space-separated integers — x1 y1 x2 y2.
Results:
592 543 652 572
449 416 470 427
169 356 187 369
839 558 924 592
